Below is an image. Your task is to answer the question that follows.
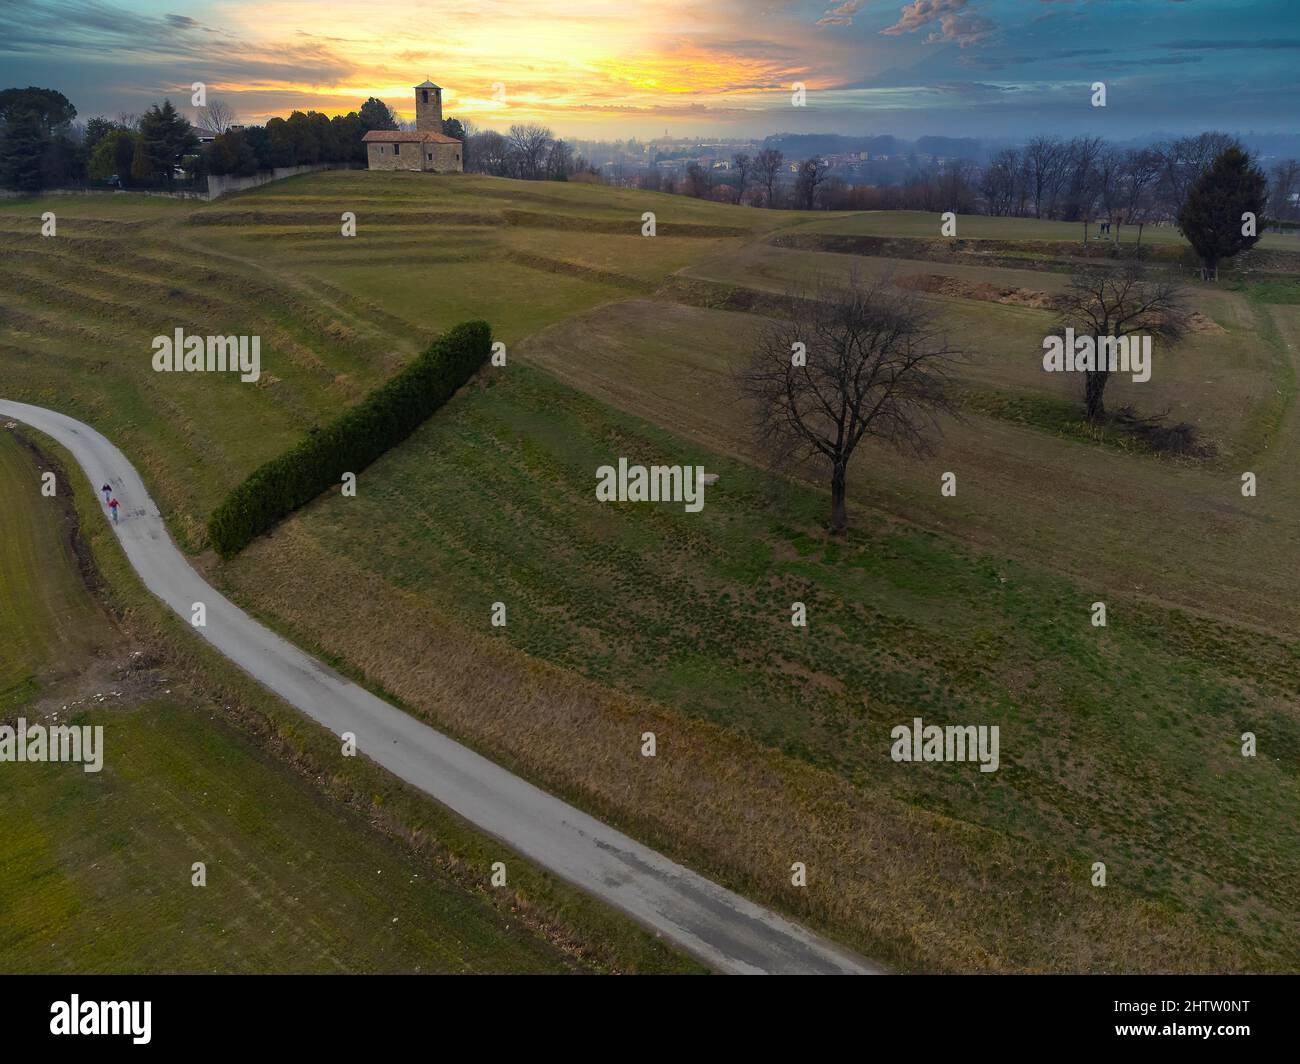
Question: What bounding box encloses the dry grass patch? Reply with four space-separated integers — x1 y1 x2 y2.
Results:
222 521 1245 973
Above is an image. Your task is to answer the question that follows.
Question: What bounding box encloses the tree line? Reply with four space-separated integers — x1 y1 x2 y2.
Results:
0 86 470 189
462 124 592 181
208 320 491 558
646 132 1298 232
0 86 211 189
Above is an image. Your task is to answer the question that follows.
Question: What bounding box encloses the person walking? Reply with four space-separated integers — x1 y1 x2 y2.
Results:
101 482 111 503
108 497 119 524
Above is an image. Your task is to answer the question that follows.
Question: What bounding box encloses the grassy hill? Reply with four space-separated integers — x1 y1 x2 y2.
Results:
798 208 1300 248
0 428 635 973
217 360 1298 973
0 172 804 547
3 171 1298 972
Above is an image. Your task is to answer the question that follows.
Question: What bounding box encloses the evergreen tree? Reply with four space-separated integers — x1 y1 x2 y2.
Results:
1176 146 1267 281
130 133 151 182
263 118 298 167
0 109 50 190
331 112 366 163
358 97 398 132
0 87 76 132
137 100 199 181
83 116 123 154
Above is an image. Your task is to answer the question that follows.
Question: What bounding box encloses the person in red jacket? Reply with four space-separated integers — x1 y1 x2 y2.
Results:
108 497 120 523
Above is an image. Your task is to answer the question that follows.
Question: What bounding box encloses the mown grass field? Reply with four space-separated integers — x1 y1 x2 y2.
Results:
219 363 1298 972
799 208 1300 250
521 292 1300 637
0 428 693 974
0 172 798 547
4 170 1299 972
0 432 102 712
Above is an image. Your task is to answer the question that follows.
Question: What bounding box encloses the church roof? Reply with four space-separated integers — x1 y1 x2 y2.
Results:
363 130 461 144
414 80 442 89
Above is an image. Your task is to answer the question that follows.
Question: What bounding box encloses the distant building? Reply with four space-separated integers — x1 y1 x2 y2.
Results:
194 124 244 144
363 80 462 172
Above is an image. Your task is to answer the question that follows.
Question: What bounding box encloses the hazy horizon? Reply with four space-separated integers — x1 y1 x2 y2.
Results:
3 0 1295 141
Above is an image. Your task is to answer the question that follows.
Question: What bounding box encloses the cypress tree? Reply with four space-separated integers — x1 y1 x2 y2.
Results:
0 109 50 190
1176 146 1267 281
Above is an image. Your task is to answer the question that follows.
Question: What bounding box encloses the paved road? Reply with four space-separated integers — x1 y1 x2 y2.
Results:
2 399 880 975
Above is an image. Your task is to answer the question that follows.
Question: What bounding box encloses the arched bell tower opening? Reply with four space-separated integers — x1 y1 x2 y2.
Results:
414 80 443 132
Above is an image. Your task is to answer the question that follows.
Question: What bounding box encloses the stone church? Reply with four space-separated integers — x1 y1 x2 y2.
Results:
363 80 463 172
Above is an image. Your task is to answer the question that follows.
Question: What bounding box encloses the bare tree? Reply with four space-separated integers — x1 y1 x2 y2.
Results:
1269 159 1300 224
507 123 552 180
546 138 573 179
1025 135 1066 218
1093 147 1122 234
740 271 963 533
199 100 237 135
467 130 508 175
754 147 784 207
795 158 828 210
1152 131 1239 220
937 159 979 215
731 152 752 204
1119 147 1161 243
980 149 1012 216
683 162 712 198
980 147 1027 216
1053 262 1187 421
1060 135 1104 221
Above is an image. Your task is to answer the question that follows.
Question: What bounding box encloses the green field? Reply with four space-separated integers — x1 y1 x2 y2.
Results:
3 171 1299 973
219 361 1299 973
0 432 101 712
798 208 1300 249
0 173 799 546
0 429 689 973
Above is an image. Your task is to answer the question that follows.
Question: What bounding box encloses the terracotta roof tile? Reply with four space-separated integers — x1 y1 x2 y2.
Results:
362 130 461 144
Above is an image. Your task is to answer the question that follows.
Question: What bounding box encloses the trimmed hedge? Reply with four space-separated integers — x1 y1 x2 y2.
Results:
207 320 491 558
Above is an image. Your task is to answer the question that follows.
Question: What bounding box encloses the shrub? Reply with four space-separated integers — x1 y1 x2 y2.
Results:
207 320 491 558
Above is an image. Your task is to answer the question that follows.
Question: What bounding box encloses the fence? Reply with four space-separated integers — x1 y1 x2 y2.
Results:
0 176 209 200
0 162 362 202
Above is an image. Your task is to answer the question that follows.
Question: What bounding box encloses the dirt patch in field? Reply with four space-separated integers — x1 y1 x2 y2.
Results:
897 272 1058 310
1182 310 1226 333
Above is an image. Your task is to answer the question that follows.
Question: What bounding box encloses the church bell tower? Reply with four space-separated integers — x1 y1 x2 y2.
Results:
414 80 444 132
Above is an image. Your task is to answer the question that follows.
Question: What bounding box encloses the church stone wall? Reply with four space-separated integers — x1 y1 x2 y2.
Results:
366 142 421 172
366 140 462 173
429 142 463 172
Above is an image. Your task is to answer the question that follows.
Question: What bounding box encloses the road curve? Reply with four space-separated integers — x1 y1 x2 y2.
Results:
2 399 880 975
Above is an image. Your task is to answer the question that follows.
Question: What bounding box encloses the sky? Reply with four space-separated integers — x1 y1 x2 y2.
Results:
2 0 1296 141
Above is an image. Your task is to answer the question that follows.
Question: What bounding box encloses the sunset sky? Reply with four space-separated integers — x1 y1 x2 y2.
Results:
3 0 1295 139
